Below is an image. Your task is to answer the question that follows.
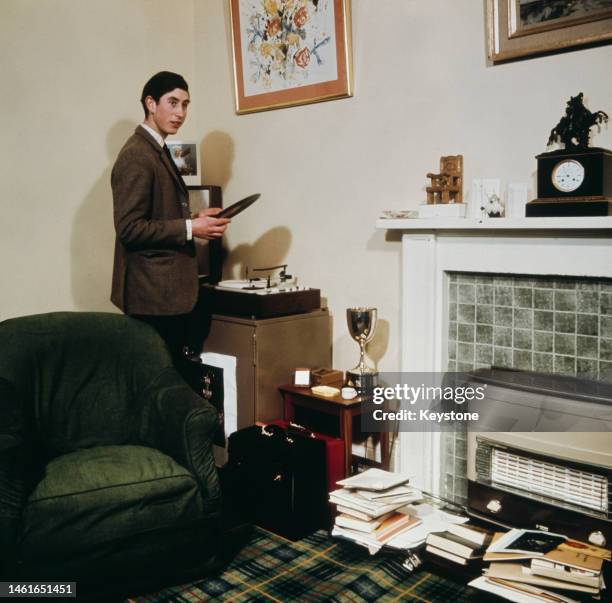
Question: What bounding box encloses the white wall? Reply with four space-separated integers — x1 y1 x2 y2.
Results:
2 0 611 375
194 0 612 372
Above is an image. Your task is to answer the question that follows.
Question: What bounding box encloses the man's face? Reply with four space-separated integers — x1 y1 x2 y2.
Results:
145 88 190 137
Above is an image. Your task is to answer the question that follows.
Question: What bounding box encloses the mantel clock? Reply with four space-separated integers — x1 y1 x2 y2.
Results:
526 93 611 217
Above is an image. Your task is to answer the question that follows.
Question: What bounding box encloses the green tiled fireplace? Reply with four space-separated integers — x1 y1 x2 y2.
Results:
447 272 612 381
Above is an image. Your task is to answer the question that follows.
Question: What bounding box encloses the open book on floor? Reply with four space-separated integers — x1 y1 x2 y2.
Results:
484 532 609 567
487 529 567 556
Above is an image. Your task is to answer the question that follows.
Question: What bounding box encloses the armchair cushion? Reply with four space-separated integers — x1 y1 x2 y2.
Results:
21 445 204 563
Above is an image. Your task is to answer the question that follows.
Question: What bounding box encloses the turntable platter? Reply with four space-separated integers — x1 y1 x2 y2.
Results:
216 279 265 290
217 276 298 292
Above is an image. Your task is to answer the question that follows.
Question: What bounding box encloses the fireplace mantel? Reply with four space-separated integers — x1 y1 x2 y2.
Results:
376 216 612 232
377 214 612 494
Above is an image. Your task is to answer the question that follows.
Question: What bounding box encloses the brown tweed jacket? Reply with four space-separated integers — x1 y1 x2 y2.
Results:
110 125 198 315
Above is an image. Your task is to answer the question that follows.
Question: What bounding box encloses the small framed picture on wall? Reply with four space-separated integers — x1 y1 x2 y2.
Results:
166 140 200 186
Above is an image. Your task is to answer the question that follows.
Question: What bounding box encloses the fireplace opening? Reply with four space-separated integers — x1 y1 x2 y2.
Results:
442 272 612 504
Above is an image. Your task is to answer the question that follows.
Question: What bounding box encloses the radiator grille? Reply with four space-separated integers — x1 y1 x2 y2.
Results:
491 449 608 513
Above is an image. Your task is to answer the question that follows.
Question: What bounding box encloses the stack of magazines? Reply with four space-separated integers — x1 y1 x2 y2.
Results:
329 468 424 555
468 528 610 602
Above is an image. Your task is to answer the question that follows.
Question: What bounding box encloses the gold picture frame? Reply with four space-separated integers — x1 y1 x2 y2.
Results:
229 0 353 114
487 0 612 64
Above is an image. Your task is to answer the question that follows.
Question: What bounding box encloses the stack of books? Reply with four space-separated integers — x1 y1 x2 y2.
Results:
329 469 423 554
425 522 493 566
468 528 610 602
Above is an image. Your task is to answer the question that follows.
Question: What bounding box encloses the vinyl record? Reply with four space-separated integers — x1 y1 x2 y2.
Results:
217 193 260 218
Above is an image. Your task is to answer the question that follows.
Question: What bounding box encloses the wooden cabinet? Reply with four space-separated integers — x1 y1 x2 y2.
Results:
202 309 331 426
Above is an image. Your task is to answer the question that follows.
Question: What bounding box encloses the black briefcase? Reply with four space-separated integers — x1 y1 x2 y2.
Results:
226 423 330 540
181 356 225 447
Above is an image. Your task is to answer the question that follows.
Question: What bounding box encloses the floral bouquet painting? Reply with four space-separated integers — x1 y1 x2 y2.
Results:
230 0 353 113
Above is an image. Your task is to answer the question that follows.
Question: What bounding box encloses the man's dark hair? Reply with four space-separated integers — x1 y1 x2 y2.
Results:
140 71 189 117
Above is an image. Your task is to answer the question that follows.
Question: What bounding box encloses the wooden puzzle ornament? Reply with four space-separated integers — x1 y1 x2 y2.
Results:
426 155 464 204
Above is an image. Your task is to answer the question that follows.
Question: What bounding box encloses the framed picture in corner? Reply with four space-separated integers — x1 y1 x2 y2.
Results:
487 0 612 64
229 0 353 114
166 140 200 186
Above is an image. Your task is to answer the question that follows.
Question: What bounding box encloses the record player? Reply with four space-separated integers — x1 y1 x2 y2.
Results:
203 264 321 319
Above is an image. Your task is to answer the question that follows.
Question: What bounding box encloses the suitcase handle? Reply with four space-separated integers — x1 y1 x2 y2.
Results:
288 421 316 439
261 424 295 444
261 425 281 437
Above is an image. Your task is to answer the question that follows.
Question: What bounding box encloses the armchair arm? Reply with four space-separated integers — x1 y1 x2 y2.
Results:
0 447 26 577
140 368 221 513
0 379 37 576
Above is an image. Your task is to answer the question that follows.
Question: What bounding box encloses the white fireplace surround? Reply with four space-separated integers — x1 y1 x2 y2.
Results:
376 216 612 496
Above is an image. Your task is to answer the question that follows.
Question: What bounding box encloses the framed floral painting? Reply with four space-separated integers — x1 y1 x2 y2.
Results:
487 0 612 63
229 0 353 114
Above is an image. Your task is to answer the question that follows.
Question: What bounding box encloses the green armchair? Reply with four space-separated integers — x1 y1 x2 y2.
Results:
0 312 223 597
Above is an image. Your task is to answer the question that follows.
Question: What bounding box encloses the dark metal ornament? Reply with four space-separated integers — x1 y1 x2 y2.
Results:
547 92 608 151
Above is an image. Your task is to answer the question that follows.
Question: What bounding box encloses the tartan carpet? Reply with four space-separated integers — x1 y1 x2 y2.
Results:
129 527 473 603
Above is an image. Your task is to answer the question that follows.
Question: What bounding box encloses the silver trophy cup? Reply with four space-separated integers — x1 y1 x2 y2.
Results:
346 307 378 392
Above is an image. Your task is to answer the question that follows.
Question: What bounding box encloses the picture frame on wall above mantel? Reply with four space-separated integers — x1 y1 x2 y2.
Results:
229 0 353 114
487 0 612 64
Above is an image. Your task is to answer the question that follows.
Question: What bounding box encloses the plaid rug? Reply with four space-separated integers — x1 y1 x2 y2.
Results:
129 527 473 602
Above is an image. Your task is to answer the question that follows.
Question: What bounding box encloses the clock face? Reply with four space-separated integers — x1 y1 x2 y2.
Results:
552 159 585 193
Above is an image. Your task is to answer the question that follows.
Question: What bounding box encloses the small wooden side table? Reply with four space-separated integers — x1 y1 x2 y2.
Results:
279 384 390 477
